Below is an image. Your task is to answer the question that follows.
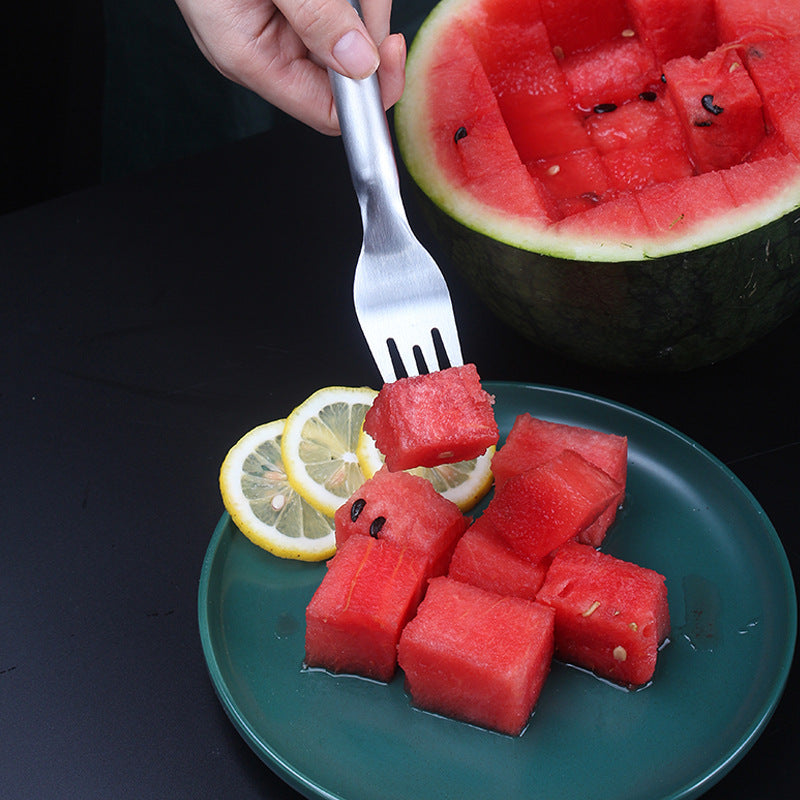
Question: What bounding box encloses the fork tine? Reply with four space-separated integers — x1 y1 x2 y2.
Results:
435 322 464 370
392 337 424 379
415 333 440 376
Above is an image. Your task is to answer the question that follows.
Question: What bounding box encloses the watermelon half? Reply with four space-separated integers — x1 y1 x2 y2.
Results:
395 0 800 370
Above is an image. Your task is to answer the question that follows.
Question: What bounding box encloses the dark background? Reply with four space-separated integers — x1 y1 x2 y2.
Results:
2 0 278 215
1 0 433 215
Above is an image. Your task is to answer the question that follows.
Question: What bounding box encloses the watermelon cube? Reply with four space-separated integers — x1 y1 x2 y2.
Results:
397 576 555 735
334 467 468 578
743 36 800 158
465 18 586 164
510 99 593 162
426 19 554 222
447 515 551 601
528 147 612 218
363 363 498 471
722 152 800 207
490 414 627 547
305 535 427 681
482 449 622 561
539 0 632 57
664 46 767 172
635 171 737 237
626 0 717 62
553 191 652 241
561 35 660 112
536 542 670 686
715 0 800 42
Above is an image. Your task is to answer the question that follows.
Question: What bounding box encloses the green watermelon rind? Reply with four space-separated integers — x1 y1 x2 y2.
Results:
395 0 800 370
423 196 800 370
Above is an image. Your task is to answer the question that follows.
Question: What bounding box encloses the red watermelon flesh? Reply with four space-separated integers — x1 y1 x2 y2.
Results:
585 95 675 154
465 19 590 163
397 576 555 736
743 37 800 157
715 0 800 43
539 0 632 57
664 46 766 173
722 152 800 206
626 0 717 63
426 20 553 221
412 0 800 231
491 414 627 547
536 542 670 686
482 449 622 561
586 96 694 191
363 363 499 472
447 515 551 601
635 170 737 237
553 191 651 239
528 148 612 217
334 467 468 578
304 535 427 681
561 35 661 112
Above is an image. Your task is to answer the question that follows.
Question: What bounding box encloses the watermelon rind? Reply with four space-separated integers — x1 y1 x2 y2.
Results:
394 0 800 370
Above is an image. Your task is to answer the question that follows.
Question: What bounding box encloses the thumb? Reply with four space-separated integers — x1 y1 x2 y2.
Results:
274 0 382 79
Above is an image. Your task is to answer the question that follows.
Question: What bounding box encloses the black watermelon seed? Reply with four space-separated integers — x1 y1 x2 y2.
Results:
350 497 366 522
701 94 724 115
661 73 667 83
593 103 618 114
369 516 386 537
454 126 468 143
640 91 657 102
694 120 713 127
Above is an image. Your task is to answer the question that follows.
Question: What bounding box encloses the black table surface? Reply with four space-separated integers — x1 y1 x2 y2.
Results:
2 117 798 799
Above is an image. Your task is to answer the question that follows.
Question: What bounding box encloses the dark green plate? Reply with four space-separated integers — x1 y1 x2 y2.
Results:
198 383 796 800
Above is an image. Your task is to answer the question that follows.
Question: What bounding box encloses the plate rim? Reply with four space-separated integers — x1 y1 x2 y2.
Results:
198 381 797 800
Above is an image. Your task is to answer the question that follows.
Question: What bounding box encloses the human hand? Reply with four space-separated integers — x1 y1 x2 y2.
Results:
174 0 406 135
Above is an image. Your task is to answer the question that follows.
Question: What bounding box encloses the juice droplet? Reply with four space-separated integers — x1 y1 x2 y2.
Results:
275 612 299 639
677 574 722 652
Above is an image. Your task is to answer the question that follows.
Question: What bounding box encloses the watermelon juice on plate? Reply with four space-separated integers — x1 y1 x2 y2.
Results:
395 0 800 370
198 383 797 800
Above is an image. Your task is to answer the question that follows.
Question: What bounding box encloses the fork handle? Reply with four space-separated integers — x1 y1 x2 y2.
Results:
328 4 409 237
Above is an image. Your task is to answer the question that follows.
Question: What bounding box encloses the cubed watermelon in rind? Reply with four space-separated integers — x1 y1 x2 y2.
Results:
715 0 800 42
397 576 555 736
536 542 670 686
553 192 652 244
561 35 661 112
527 147 612 218
539 0 632 57
423 19 554 220
635 171 737 236
664 46 766 172
626 0 717 62
722 152 800 206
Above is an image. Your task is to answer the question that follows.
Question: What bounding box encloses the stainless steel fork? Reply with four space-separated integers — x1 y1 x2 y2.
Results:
329 3 463 384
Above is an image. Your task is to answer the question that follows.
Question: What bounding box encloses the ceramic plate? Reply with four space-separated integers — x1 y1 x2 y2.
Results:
198 383 796 800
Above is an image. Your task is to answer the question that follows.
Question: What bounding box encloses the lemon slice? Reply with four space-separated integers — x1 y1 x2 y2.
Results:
356 428 495 512
219 420 336 561
281 386 378 516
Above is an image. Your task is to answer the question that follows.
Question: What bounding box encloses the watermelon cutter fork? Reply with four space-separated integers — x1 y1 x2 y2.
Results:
329 1 463 384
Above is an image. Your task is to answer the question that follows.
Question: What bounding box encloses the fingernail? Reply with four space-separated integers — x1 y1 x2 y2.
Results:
333 30 380 79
